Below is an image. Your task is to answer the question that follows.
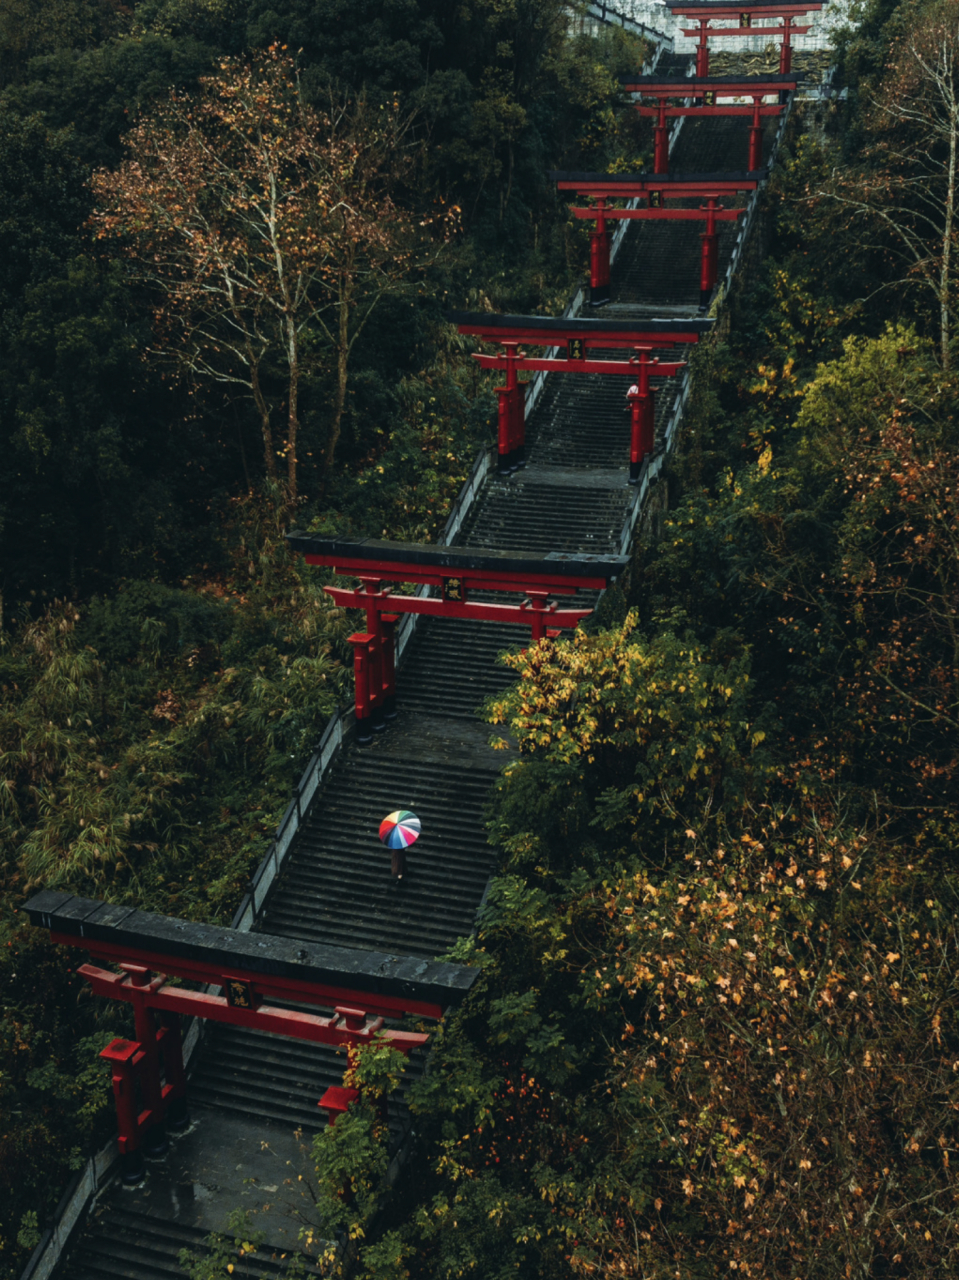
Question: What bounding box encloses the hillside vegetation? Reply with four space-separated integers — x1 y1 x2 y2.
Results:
3 0 959 1277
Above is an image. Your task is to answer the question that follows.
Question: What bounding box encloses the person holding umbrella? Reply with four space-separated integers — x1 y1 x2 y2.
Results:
379 810 421 881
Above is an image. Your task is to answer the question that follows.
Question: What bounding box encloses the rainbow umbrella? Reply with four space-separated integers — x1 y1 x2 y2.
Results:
379 810 421 850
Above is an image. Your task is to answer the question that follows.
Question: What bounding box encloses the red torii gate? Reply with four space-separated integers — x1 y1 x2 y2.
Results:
448 311 712 474
550 172 761 308
665 0 825 77
27 892 474 1182
288 534 629 743
623 74 801 173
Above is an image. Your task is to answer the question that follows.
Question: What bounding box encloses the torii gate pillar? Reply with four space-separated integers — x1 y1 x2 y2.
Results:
699 198 722 310
654 100 669 175
627 349 659 483
348 604 398 746
748 97 764 171
780 15 794 72
589 198 612 306
496 341 526 474
694 18 710 76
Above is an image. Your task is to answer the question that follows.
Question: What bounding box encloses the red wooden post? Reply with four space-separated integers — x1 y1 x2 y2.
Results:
158 1012 190 1134
695 18 710 76
496 385 512 471
523 591 556 646
589 198 612 306
699 197 720 309
653 99 669 175
101 1039 149 1184
496 342 525 473
510 364 527 469
349 631 375 744
642 384 656 461
627 385 643 484
779 14 793 73
748 97 763 171
364 585 388 737
99 975 193 1181
319 1085 361 1126
124 966 169 1158
628 349 658 483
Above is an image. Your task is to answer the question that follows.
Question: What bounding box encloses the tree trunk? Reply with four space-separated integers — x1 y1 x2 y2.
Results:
323 273 352 486
940 84 956 372
285 313 299 505
249 354 278 484
235 405 252 491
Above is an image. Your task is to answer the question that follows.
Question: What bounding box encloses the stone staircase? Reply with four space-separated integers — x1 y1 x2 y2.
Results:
63 1205 324 1280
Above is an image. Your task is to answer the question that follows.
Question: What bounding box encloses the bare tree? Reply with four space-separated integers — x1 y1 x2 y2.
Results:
92 48 450 504
818 0 959 369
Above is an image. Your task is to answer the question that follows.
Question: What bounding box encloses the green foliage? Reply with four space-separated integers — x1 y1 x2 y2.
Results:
0 914 122 1268
486 616 769 865
1 497 348 899
308 1038 411 1269
0 9 653 1263
0 495 349 1273
344 39 959 1279
334 357 497 543
0 0 126 89
15 1211 40 1253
